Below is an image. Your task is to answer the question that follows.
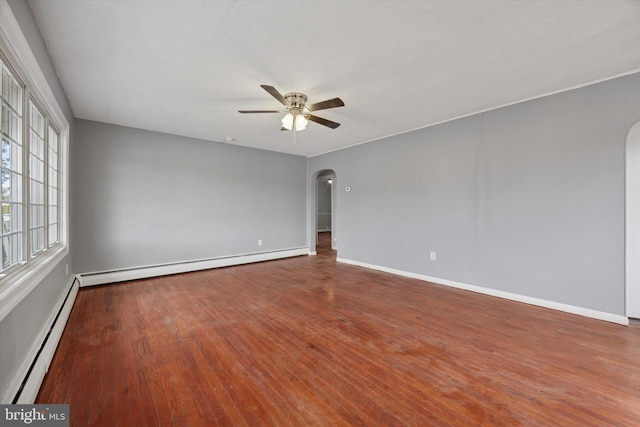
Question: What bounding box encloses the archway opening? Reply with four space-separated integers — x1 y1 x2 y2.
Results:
310 169 336 255
626 121 640 319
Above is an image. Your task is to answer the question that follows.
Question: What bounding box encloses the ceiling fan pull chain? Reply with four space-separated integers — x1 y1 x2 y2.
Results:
293 117 297 144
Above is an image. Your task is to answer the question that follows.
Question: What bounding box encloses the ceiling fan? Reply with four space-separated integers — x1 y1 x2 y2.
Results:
239 85 344 142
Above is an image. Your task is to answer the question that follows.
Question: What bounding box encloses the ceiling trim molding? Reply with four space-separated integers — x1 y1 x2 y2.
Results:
310 67 640 158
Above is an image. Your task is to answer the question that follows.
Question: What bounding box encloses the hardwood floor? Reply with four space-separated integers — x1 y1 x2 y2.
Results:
37 233 640 425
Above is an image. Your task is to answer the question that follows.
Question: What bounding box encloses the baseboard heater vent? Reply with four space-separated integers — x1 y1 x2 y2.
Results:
79 247 309 287
12 276 79 404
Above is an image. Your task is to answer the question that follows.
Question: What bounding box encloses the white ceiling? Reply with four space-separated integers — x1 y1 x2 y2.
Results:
28 0 640 157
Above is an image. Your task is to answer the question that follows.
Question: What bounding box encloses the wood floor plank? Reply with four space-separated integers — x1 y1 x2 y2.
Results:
36 233 640 425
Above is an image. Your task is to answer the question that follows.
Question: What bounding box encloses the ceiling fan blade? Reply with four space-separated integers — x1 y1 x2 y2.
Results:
238 110 281 113
307 97 344 112
307 114 341 129
260 85 288 106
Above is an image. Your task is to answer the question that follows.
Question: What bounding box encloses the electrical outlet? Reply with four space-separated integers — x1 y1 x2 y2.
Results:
258 239 262 246
430 252 437 261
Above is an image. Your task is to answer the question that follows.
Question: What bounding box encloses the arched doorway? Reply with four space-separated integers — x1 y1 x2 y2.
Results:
626 121 640 319
310 169 337 254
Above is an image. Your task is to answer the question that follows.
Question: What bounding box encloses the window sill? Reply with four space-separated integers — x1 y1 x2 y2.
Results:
0 246 69 322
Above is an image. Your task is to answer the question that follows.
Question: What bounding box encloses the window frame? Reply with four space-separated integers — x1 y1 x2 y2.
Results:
0 0 69 323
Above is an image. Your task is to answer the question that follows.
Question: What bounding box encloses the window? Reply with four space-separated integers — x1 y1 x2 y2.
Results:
1 59 24 271
0 0 69 321
0 55 65 276
28 100 46 255
47 125 59 247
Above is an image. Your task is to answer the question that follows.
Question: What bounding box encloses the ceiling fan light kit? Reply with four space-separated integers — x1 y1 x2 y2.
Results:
239 85 344 143
281 112 307 131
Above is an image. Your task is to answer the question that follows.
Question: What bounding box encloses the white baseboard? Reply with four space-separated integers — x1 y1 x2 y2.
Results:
337 257 629 326
79 247 309 287
2 276 79 404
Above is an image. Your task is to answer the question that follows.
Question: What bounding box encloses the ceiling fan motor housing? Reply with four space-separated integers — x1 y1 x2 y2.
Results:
285 93 308 111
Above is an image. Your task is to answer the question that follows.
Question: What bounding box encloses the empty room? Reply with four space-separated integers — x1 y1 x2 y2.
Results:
1 0 640 425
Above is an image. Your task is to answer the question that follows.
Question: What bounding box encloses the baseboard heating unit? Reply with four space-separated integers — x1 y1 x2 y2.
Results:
79 247 309 287
9 276 79 404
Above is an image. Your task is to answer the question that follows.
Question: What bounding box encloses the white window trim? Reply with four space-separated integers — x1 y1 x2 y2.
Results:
0 0 69 322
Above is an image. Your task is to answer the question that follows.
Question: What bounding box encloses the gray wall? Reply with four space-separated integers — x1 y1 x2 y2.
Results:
309 72 640 316
73 120 307 273
1 0 75 402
